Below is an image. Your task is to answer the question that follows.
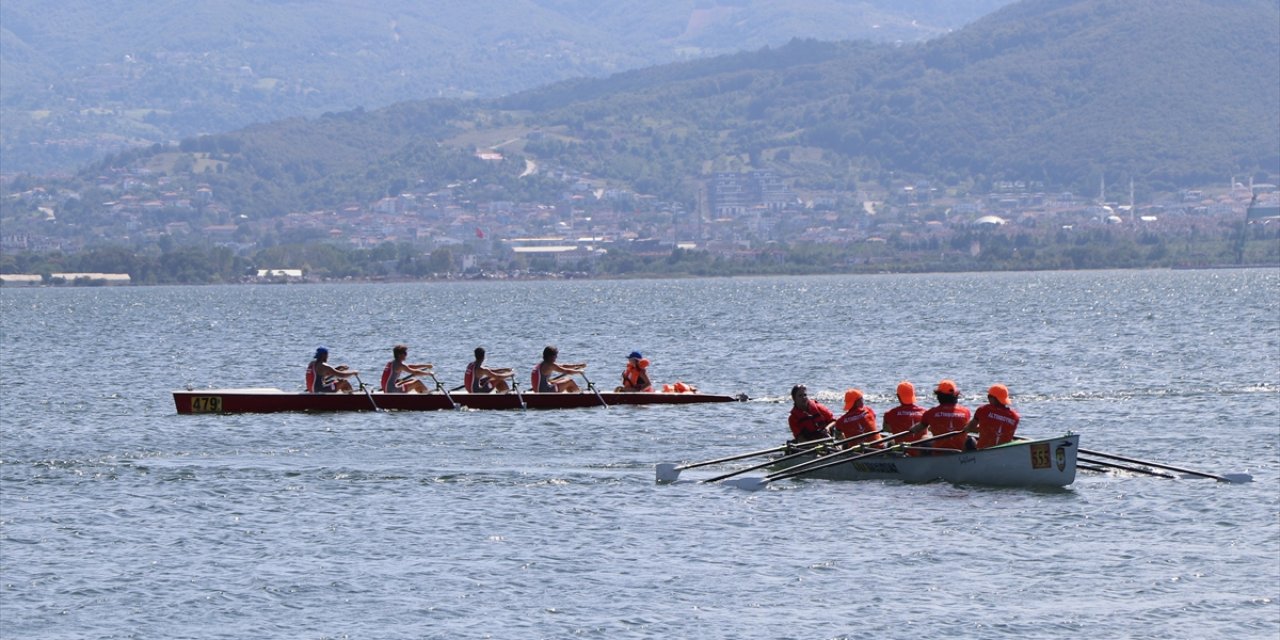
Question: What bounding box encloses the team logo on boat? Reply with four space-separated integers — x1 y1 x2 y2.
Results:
852 461 899 474
1030 443 1051 469
1055 446 1067 472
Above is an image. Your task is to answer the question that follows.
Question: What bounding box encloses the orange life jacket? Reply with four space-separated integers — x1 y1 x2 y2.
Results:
621 362 652 392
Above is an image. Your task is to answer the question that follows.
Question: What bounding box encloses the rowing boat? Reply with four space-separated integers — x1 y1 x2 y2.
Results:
173 388 746 414
766 434 1079 488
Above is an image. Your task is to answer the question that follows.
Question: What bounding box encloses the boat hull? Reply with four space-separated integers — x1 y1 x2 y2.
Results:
771 434 1079 487
173 388 744 414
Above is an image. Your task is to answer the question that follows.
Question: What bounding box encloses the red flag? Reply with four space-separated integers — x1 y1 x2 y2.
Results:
475 227 485 238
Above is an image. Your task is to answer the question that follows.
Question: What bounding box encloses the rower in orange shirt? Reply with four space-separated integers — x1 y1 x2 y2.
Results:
909 379 971 454
883 381 927 455
833 388 880 448
964 383 1021 450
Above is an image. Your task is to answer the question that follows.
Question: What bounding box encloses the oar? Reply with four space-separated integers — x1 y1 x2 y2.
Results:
428 373 460 410
656 443 797 483
512 379 527 411
1079 448 1251 483
580 372 608 409
723 430 959 491
353 374 381 412
700 430 893 484
1078 456 1178 479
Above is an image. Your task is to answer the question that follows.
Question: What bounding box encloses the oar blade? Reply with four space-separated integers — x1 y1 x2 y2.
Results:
1220 473 1253 484
722 476 769 491
655 463 681 484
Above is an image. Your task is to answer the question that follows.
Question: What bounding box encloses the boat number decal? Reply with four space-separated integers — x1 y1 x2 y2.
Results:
1030 443 1051 469
1055 446 1067 472
190 396 222 413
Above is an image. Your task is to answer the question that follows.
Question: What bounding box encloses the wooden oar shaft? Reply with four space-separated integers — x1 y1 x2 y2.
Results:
677 444 794 472
761 430 916 482
700 431 882 484
767 430 956 483
1079 447 1230 482
1078 456 1178 479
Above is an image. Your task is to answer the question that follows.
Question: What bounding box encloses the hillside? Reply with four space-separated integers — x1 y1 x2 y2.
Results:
497 0 1280 193
0 0 1009 173
61 0 1277 217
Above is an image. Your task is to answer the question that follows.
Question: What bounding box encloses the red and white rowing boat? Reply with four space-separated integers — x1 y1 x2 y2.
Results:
173 388 746 414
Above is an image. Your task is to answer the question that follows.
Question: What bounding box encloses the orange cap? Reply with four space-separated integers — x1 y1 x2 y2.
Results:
988 384 1010 406
935 379 959 396
843 388 863 411
896 381 915 405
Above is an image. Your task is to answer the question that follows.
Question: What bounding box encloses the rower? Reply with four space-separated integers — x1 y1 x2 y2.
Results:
909 379 972 454
964 384 1020 450
883 381 927 456
306 346 358 393
833 388 880 448
381 344 433 393
531 345 586 393
465 346 513 393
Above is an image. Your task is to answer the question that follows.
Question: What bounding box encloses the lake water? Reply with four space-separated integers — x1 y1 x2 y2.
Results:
2 270 1278 639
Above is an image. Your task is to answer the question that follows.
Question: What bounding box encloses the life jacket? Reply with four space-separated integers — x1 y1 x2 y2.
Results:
974 404 1020 449
621 362 652 392
789 400 833 442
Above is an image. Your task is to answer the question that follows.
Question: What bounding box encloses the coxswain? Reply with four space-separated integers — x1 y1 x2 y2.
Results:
788 384 834 444
615 351 654 392
964 383 1021 450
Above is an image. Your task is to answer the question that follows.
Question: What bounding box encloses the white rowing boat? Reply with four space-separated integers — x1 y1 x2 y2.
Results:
764 434 1079 488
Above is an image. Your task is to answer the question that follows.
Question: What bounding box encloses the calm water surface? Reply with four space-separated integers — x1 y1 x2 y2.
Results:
2 270 1278 639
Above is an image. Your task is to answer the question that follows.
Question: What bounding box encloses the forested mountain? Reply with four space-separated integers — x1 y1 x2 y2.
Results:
498 0 1280 193
65 0 1278 216
0 0 1009 173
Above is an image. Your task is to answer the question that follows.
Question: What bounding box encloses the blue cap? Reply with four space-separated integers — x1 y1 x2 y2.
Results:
628 351 642 360
315 347 329 358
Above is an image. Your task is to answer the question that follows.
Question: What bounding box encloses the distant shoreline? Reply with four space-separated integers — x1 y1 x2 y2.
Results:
4 263 1278 288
